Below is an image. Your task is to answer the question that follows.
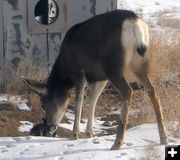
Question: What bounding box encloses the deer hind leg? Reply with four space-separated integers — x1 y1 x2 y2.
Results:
111 76 133 150
135 71 168 144
102 61 133 149
72 75 86 140
85 80 108 138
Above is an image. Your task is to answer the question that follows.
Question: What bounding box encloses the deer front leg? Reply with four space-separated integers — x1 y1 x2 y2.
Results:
72 77 86 140
85 80 108 138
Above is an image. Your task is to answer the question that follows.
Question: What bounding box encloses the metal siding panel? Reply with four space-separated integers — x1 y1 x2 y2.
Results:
96 0 117 14
2 0 48 81
24 34 49 78
48 33 61 69
110 0 118 10
0 0 3 70
67 0 92 24
65 0 116 31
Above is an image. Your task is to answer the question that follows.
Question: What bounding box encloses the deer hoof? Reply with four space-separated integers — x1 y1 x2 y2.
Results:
71 133 79 140
160 136 168 145
111 141 123 150
111 144 121 150
85 132 93 138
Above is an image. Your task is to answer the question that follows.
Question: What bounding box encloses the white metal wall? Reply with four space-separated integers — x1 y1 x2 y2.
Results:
0 0 117 87
0 0 3 71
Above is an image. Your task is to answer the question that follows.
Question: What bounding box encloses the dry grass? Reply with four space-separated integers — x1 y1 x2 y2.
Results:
0 54 48 95
157 18 180 30
152 9 180 30
0 55 48 120
149 30 180 74
142 29 180 137
140 145 164 160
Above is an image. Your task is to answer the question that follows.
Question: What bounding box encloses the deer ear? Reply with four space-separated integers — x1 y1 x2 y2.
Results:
22 76 48 96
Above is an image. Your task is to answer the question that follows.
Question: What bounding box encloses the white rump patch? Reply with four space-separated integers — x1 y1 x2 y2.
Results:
121 18 149 66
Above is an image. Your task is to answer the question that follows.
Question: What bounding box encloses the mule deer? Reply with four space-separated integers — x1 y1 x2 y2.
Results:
22 10 168 150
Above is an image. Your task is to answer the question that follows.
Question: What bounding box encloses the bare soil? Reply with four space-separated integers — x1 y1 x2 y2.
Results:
0 83 145 138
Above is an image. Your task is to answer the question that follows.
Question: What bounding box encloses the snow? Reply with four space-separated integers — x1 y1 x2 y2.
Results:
118 0 180 35
59 110 115 136
17 110 115 135
0 0 180 159
0 95 30 111
18 121 34 133
0 95 7 102
1 123 177 160
118 0 180 20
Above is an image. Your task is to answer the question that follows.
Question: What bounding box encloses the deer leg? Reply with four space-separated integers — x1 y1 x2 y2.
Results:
110 76 133 150
72 76 86 140
102 65 133 150
85 80 108 138
136 74 168 144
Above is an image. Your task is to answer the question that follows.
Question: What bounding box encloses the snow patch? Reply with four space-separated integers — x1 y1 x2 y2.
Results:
59 110 115 135
118 0 180 34
0 123 178 160
0 95 8 102
18 121 34 133
0 95 30 111
118 0 180 19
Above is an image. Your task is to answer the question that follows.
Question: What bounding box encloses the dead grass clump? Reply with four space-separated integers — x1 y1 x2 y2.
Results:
152 8 177 24
0 55 48 95
157 18 180 30
152 9 171 18
148 31 180 76
147 30 180 137
154 9 180 30
140 146 164 160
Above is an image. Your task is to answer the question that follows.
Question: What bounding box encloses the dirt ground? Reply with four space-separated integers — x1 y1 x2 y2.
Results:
0 83 142 138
